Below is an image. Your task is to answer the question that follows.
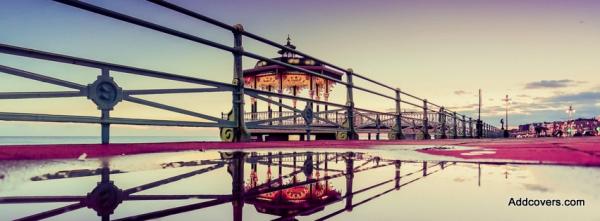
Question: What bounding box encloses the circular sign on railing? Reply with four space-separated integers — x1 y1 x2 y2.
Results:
220 110 236 142
87 75 123 110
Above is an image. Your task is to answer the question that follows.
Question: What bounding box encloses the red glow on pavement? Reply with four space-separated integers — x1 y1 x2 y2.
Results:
1 137 599 166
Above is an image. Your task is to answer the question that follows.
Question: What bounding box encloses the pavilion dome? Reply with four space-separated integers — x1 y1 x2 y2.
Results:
243 36 343 103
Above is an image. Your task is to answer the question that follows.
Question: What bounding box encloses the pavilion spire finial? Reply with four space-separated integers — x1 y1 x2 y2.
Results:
278 34 296 55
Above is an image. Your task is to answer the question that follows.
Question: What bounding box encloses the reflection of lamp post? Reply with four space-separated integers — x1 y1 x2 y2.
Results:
502 94 511 138
565 105 576 136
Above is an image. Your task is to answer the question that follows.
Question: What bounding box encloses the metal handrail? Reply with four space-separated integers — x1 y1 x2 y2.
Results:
57 0 496 130
137 0 471 120
0 1 502 143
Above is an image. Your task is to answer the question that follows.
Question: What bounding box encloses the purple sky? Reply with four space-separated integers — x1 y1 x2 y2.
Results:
0 0 599 136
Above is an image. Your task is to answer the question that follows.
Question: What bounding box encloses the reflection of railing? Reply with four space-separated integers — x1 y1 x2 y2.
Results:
0 150 562 220
0 0 503 143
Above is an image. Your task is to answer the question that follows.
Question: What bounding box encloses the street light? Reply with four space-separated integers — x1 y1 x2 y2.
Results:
502 94 511 138
565 105 576 136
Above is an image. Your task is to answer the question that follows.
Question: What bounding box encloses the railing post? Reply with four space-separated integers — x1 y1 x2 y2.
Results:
391 88 405 140
376 114 381 140
101 110 110 144
439 107 447 139
462 115 467 139
344 69 358 140
469 117 473 138
480 121 484 138
481 121 486 137
100 69 110 144
88 68 122 145
482 123 487 138
268 105 272 126
422 99 430 139
232 24 250 142
476 120 483 138
453 112 458 139
484 123 490 137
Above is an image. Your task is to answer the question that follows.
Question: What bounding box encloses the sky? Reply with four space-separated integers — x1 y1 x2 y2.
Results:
0 0 599 136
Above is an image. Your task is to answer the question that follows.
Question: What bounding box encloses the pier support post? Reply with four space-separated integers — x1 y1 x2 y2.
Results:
344 69 358 140
231 24 250 142
422 99 430 139
390 89 405 140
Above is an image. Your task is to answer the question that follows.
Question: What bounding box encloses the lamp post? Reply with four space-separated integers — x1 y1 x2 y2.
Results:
565 105 576 136
596 115 600 136
502 94 511 138
476 89 483 138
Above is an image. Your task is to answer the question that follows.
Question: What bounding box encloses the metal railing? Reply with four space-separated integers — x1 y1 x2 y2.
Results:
0 0 502 143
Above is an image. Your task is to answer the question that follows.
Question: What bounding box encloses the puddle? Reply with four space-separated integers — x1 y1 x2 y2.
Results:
0 147 599 221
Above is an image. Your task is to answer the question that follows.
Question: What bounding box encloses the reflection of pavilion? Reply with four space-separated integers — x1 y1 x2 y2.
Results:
245 152 342 218
247 182 341 217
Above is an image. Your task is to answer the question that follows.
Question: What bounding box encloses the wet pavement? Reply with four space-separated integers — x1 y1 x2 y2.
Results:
2 137 600 167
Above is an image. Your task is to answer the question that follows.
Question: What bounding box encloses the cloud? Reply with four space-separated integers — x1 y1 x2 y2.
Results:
453 90 468 95
444 89 599 127
544 91 600 103
524 79 580 89
447 103 479 110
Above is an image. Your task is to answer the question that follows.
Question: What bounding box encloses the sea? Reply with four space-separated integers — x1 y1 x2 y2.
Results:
0 136 220 145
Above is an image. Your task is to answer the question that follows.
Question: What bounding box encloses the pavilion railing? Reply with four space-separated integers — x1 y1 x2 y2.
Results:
0 0 502 143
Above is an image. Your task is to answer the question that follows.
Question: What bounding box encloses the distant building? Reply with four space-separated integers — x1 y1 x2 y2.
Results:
516 118 600 137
